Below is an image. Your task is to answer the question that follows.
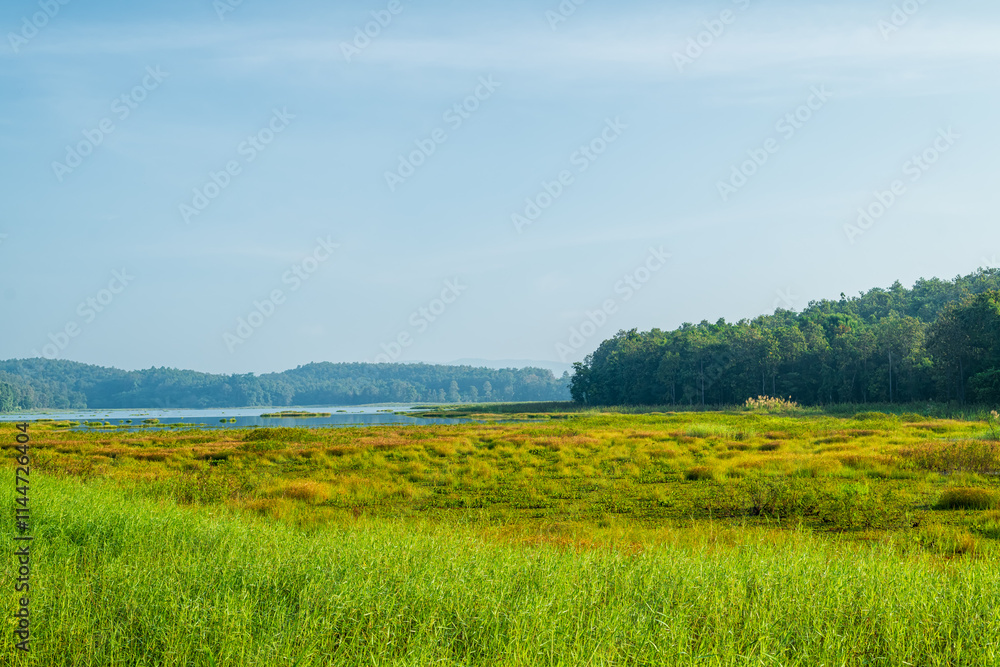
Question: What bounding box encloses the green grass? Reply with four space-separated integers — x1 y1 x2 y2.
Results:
4 410 1000 664
4 474 1000 666
14 411 1000 537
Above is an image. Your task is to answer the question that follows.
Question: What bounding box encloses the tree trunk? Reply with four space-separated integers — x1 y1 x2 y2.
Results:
888 351 893 403
700 361 705 407
959 357 965 404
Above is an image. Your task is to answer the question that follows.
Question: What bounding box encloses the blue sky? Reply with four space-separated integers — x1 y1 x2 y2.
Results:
1 0 998 374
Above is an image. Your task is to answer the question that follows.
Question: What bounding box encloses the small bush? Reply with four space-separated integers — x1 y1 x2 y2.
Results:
744 396 800 412
987 410 1000 441
685 466 717 481
936 487 1000 510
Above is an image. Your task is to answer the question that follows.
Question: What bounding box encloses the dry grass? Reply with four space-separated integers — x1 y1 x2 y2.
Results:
281 480 332 503
6 410 1000 555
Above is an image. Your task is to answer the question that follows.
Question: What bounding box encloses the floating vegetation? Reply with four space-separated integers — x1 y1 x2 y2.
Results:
260 411 332 418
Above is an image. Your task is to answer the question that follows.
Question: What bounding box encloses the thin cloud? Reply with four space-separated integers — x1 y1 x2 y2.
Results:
10 13 1000 79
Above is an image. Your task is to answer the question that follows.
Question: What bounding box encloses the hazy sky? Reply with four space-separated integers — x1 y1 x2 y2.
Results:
2 0 998 374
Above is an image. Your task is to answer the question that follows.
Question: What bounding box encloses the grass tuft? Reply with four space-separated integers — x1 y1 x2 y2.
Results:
937 487 1000 510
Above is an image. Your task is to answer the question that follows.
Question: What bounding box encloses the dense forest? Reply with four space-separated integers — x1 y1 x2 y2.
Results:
570 269 1000 407
0 360 570 412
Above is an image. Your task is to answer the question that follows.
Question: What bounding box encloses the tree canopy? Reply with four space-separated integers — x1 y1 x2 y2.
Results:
570 269 1000 407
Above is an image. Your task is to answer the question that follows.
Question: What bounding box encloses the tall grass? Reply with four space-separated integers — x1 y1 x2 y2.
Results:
13 412 1000 538
3 473 1000 666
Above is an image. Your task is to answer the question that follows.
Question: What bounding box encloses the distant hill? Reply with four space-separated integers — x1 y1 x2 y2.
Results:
0 359 570 412
447 358 575 376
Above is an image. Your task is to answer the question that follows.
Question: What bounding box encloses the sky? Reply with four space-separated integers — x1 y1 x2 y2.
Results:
1 0 998 375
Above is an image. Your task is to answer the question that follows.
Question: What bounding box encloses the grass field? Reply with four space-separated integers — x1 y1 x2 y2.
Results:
3 405 1000 665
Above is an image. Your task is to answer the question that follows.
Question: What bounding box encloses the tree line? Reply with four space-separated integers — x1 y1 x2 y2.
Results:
570 269 1000 407
0 360 570 412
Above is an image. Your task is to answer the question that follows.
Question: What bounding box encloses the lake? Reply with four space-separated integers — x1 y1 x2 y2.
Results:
0 406 473 430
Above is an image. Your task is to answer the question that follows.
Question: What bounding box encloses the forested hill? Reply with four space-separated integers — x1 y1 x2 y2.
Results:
0 360 570 412
570 268 1000 407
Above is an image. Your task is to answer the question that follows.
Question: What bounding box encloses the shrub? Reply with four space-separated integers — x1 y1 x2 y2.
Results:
685 466 717 481
936 487 1000 510
744 396 800 412
987 410 1000 441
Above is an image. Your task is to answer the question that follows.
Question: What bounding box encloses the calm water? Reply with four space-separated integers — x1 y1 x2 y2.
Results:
0 406 473 430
